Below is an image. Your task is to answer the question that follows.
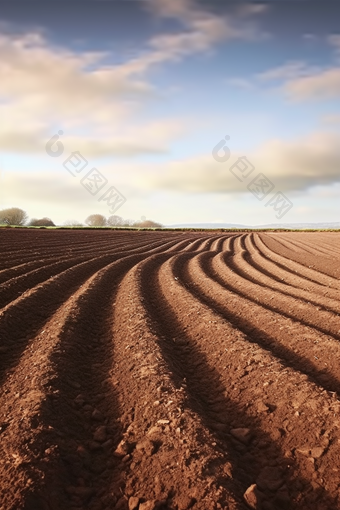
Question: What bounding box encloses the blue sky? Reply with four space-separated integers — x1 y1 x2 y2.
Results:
0 0 339 225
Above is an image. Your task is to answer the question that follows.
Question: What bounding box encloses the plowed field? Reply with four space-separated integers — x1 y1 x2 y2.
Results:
1 229 340 510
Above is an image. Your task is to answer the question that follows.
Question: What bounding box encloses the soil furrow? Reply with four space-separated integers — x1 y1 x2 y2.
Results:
236 235 340 311
1 229 340 509
186 250 340 395
153 250 340 508
254 234 340 290
260 234 340 280
219 244 340 340
110 249 244 510
0 255 143 510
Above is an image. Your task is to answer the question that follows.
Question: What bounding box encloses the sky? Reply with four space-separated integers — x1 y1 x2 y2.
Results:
0 0 339 226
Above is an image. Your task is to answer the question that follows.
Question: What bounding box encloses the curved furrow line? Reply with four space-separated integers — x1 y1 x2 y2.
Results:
0 255 118 385
315 240 340 256
0 237 173 309
0 238 185 387
161 237 198 253
0 260 56 285
0 233 182 316
210 235 230 253
152 234 209 253
0 254 150 510
219 243 340 339
260 233 340 281
221 235 236 253
256 234 340 289
235 235 340 312
300 238 340 257
180 234 216 252
0 235 173 267
274 236 322 256
260 234 301 253
242 235 297 286
285 237 340 258
110 251 245 510
186 250 340 395
0 256 90 309
0 230 132 254
0 235 180 286
245 234 340 302
149 252 339 508
268 232 340 259
0 230 182 260
0 254 142 510
201 234 228 252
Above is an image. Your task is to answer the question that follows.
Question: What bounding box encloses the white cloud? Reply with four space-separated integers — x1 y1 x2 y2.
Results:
0 0 267 156
284 67 340 100
142 0 267 66
236 3 268 17
130 131 340 194
256 58 340 101
0 30 196 156
256 61 320 82
0 114 190 157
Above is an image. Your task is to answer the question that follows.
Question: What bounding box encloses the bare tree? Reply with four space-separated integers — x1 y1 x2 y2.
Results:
123 219 137 227
63 219 84 227
85 214 107 227
28 217 55 227
107 215 124 226
135 220 162 228
0 207 28 226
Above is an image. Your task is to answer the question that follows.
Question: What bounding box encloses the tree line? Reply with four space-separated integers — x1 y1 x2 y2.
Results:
0 208 162 228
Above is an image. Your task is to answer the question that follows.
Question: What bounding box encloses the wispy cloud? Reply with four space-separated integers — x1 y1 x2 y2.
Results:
0 0 268 156
284 67 340 101
256 60 319 82
141 0 268 67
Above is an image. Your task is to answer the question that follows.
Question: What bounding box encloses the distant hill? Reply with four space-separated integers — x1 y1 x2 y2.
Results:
168 223 247 229
251 222 340 229
167 222 340 229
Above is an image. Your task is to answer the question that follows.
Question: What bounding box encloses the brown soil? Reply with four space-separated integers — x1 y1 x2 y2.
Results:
0 229 340 510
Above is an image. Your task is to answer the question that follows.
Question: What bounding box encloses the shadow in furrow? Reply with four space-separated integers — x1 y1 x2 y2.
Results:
253 234 340 290
136 253 333 509
242 235 317 288
259 234 340 281
235 238 340 313
0 255 120 385
0 257 90 309
189 251 340 395
0 238 181 388
217 250 340 341
250 235 332 288
23 254 146 510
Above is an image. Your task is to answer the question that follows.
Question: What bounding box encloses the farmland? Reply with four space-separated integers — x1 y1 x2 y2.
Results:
0 229 340 510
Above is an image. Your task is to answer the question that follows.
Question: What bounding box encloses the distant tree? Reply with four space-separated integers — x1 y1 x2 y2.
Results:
123 219 137 227
63 219 84 227
107 215 124 226
28 217 55 227
85 214 107 227
0 207 28 226
107 216 137 227
135 220 162 228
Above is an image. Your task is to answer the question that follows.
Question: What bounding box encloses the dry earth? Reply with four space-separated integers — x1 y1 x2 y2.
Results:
0 229 340 510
